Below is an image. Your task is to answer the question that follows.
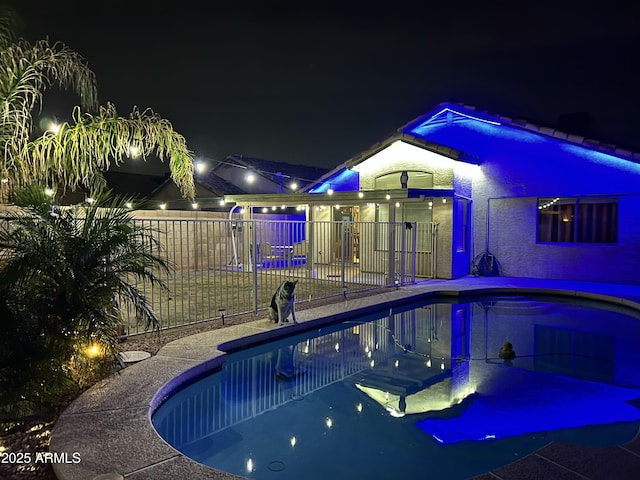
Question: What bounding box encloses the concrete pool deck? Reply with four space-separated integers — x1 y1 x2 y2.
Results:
50 276 640 480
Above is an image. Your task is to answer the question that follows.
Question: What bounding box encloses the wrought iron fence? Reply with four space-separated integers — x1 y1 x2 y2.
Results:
121 218 434 334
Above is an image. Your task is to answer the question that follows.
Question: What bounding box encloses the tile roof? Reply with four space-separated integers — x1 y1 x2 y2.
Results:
303 101 640 193
219 154 331 189
197 171 247 196
405 102 640 164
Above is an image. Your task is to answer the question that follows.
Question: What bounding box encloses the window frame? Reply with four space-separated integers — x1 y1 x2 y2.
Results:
536 197 618 245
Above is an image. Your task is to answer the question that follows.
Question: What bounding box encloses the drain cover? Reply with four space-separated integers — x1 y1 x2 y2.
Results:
267 460 285 472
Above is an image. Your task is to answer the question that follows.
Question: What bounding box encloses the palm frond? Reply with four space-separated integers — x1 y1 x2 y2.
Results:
0 39 99 173
21 104 195 199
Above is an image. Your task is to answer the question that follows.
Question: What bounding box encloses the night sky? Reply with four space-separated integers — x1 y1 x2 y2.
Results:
13 1 640 173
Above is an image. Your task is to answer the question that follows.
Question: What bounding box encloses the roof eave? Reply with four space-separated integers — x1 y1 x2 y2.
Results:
224 188 454 206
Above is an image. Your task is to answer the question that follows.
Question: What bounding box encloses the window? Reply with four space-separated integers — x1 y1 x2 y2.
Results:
374 171 433 189
455 198 469 252
537 197 618 243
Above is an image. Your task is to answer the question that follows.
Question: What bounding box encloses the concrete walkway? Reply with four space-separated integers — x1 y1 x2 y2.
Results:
50 276 640 480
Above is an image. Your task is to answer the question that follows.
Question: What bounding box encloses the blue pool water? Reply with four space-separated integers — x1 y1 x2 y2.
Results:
152 295 640 479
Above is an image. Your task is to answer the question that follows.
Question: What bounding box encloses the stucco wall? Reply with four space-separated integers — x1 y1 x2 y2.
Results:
131 210 236 272
432 202 453 279
472 147 640 285
355 141 455 190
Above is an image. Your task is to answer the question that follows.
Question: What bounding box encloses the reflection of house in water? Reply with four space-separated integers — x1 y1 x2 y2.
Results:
152 297 640 452
153 303 466 451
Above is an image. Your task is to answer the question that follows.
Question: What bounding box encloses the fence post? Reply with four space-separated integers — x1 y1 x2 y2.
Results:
400 222 406 286
432 223 438 279
412 222 418 283
252 219 259 314
341 220 347 297
387 222 396 285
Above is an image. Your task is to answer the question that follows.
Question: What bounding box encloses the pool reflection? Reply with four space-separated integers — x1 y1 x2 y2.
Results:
152 296 640 476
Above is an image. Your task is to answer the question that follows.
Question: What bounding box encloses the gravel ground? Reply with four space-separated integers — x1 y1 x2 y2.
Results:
0 288 392 480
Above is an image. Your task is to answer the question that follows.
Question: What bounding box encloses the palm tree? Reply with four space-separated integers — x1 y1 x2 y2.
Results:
0 7 195 201
0 185 170 416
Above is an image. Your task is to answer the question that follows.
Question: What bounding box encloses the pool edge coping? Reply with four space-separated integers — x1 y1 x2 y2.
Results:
50 277 640 480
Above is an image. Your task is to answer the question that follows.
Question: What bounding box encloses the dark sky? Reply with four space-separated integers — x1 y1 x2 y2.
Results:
13 1 640 173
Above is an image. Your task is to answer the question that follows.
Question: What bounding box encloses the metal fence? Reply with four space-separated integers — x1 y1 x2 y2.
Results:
121 218 435 334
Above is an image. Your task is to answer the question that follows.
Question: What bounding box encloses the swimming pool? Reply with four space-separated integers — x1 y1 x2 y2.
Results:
151 295 640 479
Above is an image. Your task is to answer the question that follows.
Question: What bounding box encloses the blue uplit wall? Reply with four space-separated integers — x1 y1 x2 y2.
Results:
407 106 640 284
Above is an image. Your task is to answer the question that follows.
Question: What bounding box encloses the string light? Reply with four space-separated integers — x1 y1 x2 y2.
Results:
538 197 561 210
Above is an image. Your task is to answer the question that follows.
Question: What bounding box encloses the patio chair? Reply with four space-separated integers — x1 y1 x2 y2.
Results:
292 240 307 259
259 242 279 265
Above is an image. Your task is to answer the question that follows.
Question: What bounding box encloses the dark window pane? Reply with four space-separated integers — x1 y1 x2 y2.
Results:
537 198 575 242
577 201 618 243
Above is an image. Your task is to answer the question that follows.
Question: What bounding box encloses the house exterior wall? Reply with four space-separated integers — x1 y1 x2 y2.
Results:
353 141 470 279
354 141 455 190
450 197 471 279
471 146 640 285
358 204 380 274
432 202 453 279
